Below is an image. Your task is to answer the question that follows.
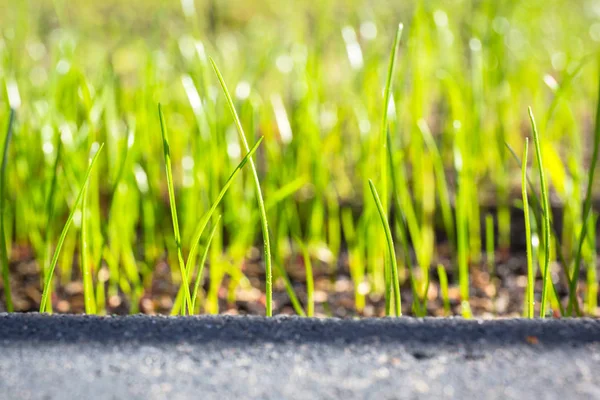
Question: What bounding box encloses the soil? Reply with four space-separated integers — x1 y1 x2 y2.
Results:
1 239 598 318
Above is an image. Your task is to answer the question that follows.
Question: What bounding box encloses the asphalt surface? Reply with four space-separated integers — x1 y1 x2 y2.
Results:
1 314 600 400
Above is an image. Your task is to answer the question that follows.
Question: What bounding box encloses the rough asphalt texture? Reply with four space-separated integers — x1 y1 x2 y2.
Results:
1 314 600 400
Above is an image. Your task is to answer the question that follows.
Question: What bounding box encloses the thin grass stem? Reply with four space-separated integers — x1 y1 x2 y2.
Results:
40 143 104 312
369 179 401 316
210 58 273 316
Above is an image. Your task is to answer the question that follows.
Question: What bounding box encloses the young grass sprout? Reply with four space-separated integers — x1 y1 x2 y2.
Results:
521 138 535 318
0 110 15 312
528 108 552 318
369 179 401 316
40 143 104 313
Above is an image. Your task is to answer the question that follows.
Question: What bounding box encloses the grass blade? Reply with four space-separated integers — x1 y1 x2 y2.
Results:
369 179 401 316
191 215 221 312
528 107 551 318
159 104 193 315
567 58 600 315
295 237 314 317
170 136 264 315
0 109 15 312
380 23 403 211
81 144 99 314
40 143 104 312
210 57 273 316
505 142 570 316
521 138 534 318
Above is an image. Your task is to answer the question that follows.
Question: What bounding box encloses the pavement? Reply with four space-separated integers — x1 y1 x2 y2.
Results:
1 314 600 399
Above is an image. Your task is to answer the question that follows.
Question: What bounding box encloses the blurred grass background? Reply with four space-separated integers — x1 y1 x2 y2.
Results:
0 0 599 316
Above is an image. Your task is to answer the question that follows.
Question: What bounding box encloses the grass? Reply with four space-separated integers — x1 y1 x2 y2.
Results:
0 109 15 312
521 138 534 318
0 1 599 317
528 107 552 318
369 179 401 316
209 58 273 317
39 143 104 313
159 104 193 315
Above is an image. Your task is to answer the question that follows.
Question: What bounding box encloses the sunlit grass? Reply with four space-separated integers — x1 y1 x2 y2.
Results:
39 144 104 313
0 1 599 318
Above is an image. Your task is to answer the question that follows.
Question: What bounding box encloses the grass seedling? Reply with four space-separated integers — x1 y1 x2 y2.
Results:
505 142 569 316
191 215 221 312
80 144 99 314
522 138 535 318
170 136 264 315
159 104 193 315
210 57 273 316
584 213 598 314
528 107 552 318
380 23 426 315
41 135 63 313
295 238 315 317
380 23 403 211
0 110 15 312
369 179 401 316
40 143 104 313
567 60 600 315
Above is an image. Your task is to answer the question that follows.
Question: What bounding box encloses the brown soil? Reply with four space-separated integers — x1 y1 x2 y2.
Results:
1 242 598 318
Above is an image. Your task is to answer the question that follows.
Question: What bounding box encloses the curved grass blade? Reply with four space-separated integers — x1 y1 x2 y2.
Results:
0 109 15 312
170 136 264 315
528 107 551 318
521 138 534 318
191 215 221 312
381 24 427 313
40 143 104 312
210 57 273 316
159 104 193 315
369 179 401 316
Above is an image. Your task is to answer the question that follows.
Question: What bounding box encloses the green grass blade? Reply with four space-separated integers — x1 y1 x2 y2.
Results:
159 104 193 315
210 57 273 316
0 109 15 312
369 179 401 316
170 136 264 315
191 215 221 312
522 138 535 318
506 142 569 316
41 134 63 313
81 145 99 314
567 58 600 315
380 23 403 211
295 237 314 317
529 107 552 318
40 143 104 313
